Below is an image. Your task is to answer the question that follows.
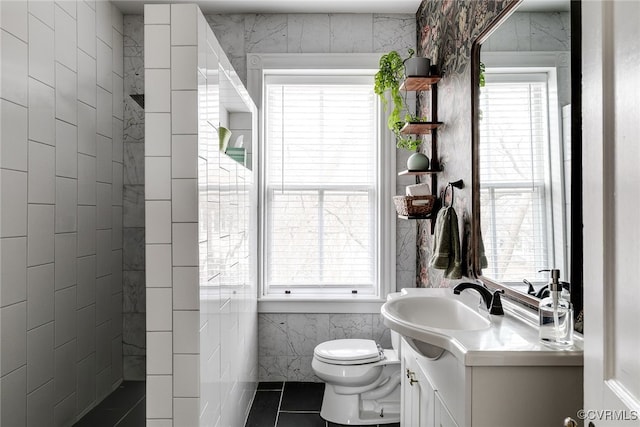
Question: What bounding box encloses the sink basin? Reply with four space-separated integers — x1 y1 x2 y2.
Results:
383 296 491 332
381 293 491 359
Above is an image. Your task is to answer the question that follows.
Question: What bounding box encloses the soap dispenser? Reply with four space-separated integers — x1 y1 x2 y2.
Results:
538 269 573 347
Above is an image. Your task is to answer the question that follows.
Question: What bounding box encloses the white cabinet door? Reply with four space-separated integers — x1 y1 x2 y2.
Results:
583 1 640 425
403 352 435 427
434 392 459 427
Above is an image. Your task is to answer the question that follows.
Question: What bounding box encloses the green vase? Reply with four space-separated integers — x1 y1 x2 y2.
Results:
407 152 430 171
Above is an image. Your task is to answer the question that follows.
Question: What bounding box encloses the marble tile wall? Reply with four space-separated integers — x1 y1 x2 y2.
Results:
258 314 392 381
0 1 124 425
204 13 417 381
122 14 145 381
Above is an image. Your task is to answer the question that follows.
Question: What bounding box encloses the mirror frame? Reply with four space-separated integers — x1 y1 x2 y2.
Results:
471 0 583 314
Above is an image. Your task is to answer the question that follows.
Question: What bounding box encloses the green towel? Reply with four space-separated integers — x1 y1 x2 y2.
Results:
429 206 462 279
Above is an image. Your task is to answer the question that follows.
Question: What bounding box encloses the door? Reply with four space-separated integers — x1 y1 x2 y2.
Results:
582 1 640 426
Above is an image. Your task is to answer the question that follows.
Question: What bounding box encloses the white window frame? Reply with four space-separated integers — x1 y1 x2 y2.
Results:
248 54 396 313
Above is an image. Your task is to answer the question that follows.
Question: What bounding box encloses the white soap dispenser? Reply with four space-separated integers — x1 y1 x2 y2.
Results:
538 269 573 348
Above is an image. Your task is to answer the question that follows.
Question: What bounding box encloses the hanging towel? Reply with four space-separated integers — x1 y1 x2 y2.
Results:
478 227 488 270
429 206 462 279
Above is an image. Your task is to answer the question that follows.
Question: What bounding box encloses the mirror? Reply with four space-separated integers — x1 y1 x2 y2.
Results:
472 0 582 316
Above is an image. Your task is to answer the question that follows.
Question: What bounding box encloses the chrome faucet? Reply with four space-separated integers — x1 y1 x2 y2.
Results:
453 282 505 315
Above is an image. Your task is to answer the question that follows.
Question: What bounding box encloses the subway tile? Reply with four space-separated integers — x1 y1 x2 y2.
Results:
55 120 78 178
54 4 76 71
97 39 113 92
97 87 113 137
171 46 197 90
112 4 123 32
28 0 54 28
55 1 77 19
172 134 198 178
172 223 198 266
28 77 55 145
145 157 171 200
77 50 97 107
77 0 96 57
53 339 76 403
146 244 172 287
96 366 112 402
171 90 198 134
0 169 27 237
95 321 111 373
1 301 27 375
96 275 111 325
96 0 111 45
172 179 198 222
55 63 77 124
145 25 170 68
147 375 173 419
0 0 28 42
54 286 76 346
28 14 54 86
55 177 77 233
174 354 199 397
0 99 28 171
77 102 97 155
76 305 95 360
111 337 123 383
26 263 54 329
113 118 124 162
113 73 124 119
1 237 27 307
97 136 113 183
147 288 172 331
111 249 123 292
76 255 96 308
0 366 27 426
144 4 170 24
173 267 198 310
96 182 112 230
145 69 171 112
113 31 124 78
146 201 172 244
0 30 28 106
173 311 199 354
174 397 199 426
78 153 97 205
77 206 97 256
54 233 77 290
171 4 198 46
76 354 96 416
145 113 171 156
27 204 55 266
96 229 112 276
113 163 124 206
53 391 76 426
147 331 172 375
28 141 55 204
26 322 54 392
26 379 54 427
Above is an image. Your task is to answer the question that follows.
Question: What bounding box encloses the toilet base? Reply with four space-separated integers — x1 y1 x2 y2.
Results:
320 382 401 425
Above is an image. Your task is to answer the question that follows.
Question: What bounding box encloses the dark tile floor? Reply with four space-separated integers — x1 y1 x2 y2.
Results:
73 381 145 427
245 382 400 427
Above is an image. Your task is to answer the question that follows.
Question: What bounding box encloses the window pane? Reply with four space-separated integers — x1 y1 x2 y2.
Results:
264 80 377 293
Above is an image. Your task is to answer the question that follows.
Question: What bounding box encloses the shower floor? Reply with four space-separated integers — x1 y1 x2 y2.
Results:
72 381 145 427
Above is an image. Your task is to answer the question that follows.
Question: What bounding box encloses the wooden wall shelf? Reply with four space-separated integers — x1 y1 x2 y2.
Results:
399 122 442 135
400 76 442 91
398 169 442 176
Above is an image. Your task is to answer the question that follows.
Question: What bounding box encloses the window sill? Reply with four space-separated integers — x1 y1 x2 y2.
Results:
258 296 386 314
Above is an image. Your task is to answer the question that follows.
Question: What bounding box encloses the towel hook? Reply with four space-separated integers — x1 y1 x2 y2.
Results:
441 179 464 208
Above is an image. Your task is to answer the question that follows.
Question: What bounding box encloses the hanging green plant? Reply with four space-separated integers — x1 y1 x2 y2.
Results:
374 49 427 151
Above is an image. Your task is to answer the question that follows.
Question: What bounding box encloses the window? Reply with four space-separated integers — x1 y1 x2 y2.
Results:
479 72 562 284
250 54 394 304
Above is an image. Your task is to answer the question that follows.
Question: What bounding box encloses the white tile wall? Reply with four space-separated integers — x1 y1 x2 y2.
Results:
0 1 124 425
145 6 258 426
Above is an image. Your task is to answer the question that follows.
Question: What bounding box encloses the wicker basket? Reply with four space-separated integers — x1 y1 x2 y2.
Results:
393 195 436 217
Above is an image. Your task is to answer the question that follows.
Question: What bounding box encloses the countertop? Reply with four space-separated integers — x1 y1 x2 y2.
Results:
382 287 584 367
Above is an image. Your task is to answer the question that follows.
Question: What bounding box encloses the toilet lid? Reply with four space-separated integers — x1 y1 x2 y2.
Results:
314 339 382 364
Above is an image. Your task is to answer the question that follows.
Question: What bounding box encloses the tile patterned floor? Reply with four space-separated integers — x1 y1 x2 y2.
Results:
73 381 145 427
245 382 401 427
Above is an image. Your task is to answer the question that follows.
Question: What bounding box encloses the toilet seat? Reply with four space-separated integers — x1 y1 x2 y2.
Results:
314 339 383 365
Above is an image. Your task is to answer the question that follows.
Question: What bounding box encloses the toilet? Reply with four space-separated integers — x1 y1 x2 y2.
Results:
311 333 401 425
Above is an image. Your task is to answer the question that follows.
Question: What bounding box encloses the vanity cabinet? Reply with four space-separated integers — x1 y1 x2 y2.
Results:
400 337 583 427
